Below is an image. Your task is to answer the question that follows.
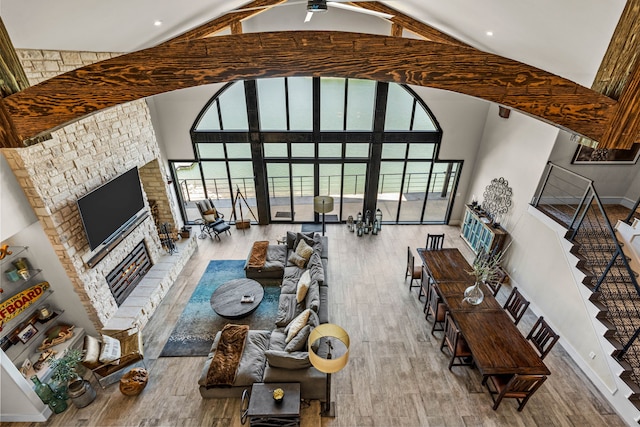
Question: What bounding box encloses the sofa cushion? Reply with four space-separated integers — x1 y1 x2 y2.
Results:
287 231 314 250
198 330 271 388
307 252 324 285
275 294 299 327
305 279 320 312
288 252 307 269
265 350 311 369
282 266 305 294
295 239 314 261
285 324 311 352
285 309 311 343
318 286 329 324
296 270 311 303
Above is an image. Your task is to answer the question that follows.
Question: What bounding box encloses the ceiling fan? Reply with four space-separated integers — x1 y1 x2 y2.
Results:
228 0 394 23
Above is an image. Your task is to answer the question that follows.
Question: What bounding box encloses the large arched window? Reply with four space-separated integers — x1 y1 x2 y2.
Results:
171 78 461 226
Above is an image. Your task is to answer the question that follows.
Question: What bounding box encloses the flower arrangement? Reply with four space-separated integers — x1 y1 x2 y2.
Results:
468 244 510 285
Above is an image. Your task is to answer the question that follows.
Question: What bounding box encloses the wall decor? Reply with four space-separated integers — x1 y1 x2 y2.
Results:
482 177 513 221
17 323 38 344
0 282 50 324
572 142 640 164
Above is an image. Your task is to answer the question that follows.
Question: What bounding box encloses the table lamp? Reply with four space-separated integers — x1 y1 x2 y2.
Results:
308 323 350 417
313 196 334 236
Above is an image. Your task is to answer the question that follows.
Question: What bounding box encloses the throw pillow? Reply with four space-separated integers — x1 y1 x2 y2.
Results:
296 270 311 303
293 232 315 251
288 252 307 269
265 350 311 369
99 334 122 365
82 335 101 367
285 308 311 343
296 239 314 261
285 324 312 352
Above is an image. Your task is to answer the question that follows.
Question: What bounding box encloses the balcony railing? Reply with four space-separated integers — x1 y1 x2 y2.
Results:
533 162 640 360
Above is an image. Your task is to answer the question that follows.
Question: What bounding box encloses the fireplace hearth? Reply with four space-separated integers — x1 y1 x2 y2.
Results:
106 241 152 306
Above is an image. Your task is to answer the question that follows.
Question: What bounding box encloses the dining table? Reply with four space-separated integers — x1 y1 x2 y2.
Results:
418 247 550 378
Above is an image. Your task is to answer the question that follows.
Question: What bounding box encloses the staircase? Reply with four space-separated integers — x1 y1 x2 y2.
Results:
534 162 640 409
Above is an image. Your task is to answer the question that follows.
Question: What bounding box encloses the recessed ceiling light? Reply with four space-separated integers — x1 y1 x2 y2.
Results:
154 20 163 27
486 31 494 36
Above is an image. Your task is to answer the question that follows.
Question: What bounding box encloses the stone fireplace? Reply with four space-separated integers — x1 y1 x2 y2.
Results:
106 241 152 306
4 85 190 329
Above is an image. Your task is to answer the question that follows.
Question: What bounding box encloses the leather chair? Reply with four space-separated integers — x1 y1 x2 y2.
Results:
503 287 530 325
440 312 473 370
483 374 547 411
84 327 146 388
526 316 560 360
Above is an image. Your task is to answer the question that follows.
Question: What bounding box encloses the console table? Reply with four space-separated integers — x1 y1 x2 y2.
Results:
461 204 508 254
242 382 300 427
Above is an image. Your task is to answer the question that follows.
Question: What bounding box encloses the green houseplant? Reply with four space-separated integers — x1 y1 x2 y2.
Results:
47 348 84 385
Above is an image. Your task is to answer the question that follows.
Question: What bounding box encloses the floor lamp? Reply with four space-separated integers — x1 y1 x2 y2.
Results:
313 196 334 236
308 323 350 417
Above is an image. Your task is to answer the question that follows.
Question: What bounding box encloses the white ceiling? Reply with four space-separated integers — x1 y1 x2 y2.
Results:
0 0 627 87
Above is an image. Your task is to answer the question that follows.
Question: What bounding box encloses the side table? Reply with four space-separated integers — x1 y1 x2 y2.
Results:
241 382 300 427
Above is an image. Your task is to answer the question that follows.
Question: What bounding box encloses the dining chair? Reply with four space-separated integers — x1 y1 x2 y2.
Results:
526 316 560 360
483 373 547 411
484 266 508 297
503 287 530 325
440 312 473 370
419 265 431 310
425 233 445 250
406 246 421 292
426 284 447 335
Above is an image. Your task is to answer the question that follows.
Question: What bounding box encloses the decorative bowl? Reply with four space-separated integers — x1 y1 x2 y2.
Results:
272 388 284 402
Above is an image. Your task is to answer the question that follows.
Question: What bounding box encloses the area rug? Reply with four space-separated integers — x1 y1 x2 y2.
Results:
159 260 280 357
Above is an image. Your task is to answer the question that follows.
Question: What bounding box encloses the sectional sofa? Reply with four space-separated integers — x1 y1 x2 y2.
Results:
198 232 329 401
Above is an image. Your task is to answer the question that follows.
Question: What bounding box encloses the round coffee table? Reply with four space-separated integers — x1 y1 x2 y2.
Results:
210 278 264 319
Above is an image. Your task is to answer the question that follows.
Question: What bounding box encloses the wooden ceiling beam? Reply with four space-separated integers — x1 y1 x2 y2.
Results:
599 56 640 149
350 2 469 46
3 31 618 144
163 0 286 44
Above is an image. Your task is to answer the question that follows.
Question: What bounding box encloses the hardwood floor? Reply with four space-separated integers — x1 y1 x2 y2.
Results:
7 224 628 426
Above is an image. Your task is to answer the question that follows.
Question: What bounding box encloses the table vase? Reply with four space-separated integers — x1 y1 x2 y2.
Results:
463 282 484 305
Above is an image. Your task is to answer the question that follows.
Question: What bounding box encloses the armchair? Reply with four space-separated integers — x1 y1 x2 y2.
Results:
82 327 146 388
196 199 231 241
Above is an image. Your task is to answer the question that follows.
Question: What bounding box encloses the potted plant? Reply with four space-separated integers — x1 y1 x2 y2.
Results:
47 347 84 401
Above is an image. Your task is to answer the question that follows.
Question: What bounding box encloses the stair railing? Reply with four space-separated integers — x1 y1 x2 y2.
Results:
533 162 640 359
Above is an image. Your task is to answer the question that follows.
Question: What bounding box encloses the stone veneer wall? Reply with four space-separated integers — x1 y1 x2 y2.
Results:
139 159 180 231
2 49 183 329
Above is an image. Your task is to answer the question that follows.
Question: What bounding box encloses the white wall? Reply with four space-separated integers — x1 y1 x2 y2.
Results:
0 153 37 242
549 131 640 205
465 105 559 230
146 84 227 160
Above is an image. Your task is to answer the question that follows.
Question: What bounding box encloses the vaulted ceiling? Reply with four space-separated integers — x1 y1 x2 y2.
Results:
1 0 639 149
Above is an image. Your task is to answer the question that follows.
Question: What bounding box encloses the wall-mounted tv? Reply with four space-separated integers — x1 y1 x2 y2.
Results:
77 167 145 251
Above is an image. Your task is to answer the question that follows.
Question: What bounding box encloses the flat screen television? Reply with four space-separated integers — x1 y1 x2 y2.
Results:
77 167 145 251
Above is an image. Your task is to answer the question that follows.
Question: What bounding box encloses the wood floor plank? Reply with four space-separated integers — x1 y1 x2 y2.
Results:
2 224 630 426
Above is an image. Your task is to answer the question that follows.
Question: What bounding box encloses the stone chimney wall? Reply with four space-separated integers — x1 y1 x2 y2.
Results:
2 49 180 328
